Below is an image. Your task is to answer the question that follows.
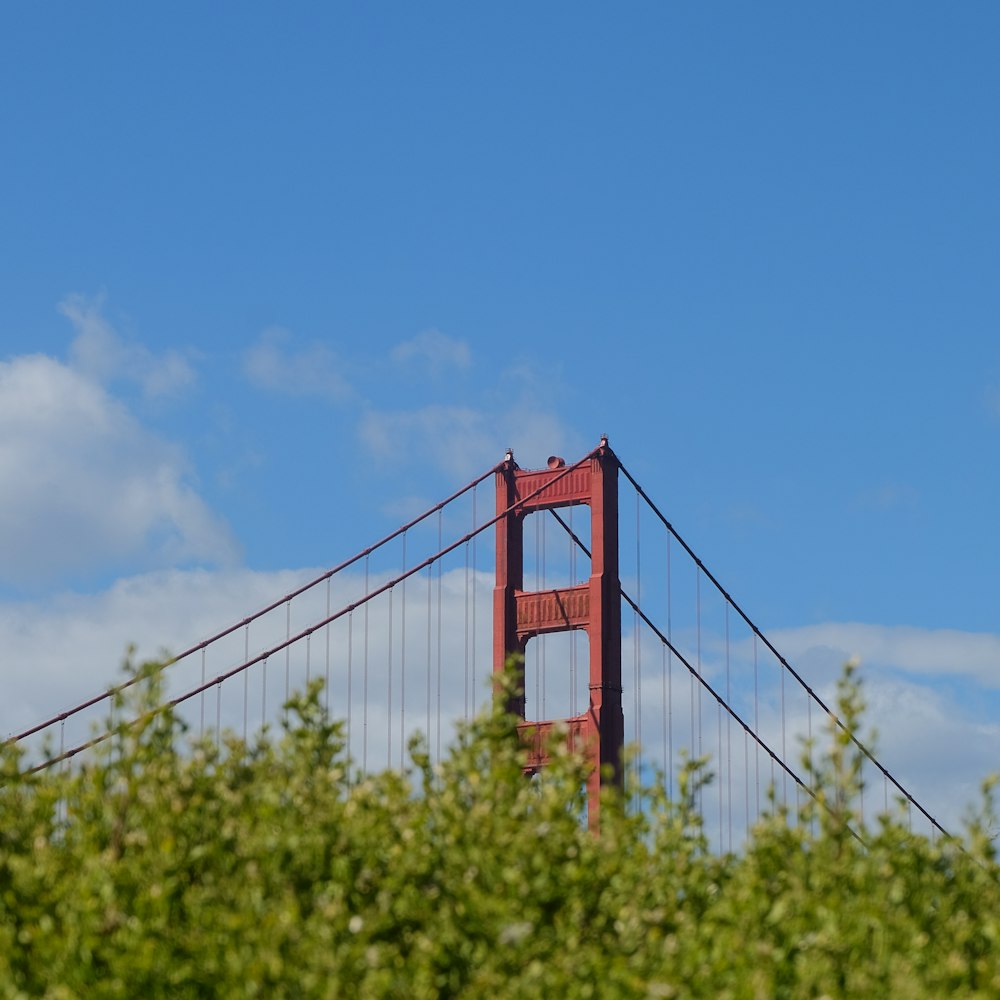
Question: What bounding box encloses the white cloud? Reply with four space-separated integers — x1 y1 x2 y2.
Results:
391 329 471 375
1 565 497 777
619 614 1000 838
768 621 1000 688
503 408 584 471
0 353 238 588
243 327 355 402
759 669 1000 835
360 404 498 480
0 567 320 737
754 623 1000 830
359 402 583 481
60 293 196 399
359 364 583 481
862 675 1000 791
4 555 999 837
238 322 581 481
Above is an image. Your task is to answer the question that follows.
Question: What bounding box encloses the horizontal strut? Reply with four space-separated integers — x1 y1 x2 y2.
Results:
515 585 590 637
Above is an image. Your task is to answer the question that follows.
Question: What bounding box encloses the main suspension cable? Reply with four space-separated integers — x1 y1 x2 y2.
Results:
26 448 604 774
616 459 949 839
9 460 505 747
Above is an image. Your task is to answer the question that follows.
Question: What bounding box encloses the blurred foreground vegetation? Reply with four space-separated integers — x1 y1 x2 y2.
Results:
2 660 999 998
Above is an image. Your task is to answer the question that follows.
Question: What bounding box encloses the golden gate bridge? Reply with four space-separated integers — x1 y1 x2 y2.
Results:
7 438 948 847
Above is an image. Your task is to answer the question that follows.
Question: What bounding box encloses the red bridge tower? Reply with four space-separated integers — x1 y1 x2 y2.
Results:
493 438 623 828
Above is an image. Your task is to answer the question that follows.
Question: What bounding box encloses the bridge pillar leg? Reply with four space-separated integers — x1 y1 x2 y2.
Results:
493 440 623 830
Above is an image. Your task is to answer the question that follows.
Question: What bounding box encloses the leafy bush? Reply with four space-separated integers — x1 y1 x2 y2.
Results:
1 660 998 998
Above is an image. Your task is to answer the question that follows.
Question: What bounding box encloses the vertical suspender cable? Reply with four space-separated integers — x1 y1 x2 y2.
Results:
401 532 407 770
464 537 470 720
261 656 268 729
325 578 331 714
696 568 703 812
807 695 813 834
780 659 788 809
689 652 696 804
108 690 116 765
661 645 668 794
807 691 812 745
666 532 673 801
243 624 250 740
363 555 370 775
426 561 432 750
541 513 547 720
569 506 577 714
534 514 541 720
59 718 65 810
387 586 394 768
744 725 750 843
200 648 206 738
753 634 760 816
691 567 702 757
436 511 443 759
284 601 291 709
347 613 353 769
859 756 864 827
472 486 478 708
717 699 724 852
726 603 732 852
634 491 642 811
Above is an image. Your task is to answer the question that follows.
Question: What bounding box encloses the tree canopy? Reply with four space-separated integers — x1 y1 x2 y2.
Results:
1 660 998 998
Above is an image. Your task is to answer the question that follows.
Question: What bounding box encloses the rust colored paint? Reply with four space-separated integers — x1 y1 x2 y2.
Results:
493 440 623 831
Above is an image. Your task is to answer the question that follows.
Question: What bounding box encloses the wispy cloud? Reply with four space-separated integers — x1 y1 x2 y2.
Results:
987 385 1000 419
60 293 197 400
238 322 580 479
242 327 355 402
0 353 238 589
853 482 919 512
359 400 581 481
391 329 471 376
359 355 582 479
360 404 496 480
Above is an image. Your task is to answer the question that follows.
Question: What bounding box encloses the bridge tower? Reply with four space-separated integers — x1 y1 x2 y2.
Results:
493 438 623 828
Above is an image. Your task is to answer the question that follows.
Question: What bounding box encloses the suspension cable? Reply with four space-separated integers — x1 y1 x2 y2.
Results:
9 460 505 747
26 448 604 774
607 459 949 839
546 507 814 804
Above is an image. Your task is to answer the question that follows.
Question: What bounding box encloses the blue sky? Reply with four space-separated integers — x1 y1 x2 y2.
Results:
2 3 999 828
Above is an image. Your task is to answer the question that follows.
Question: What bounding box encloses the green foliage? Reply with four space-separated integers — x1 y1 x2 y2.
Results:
1 658 999 998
